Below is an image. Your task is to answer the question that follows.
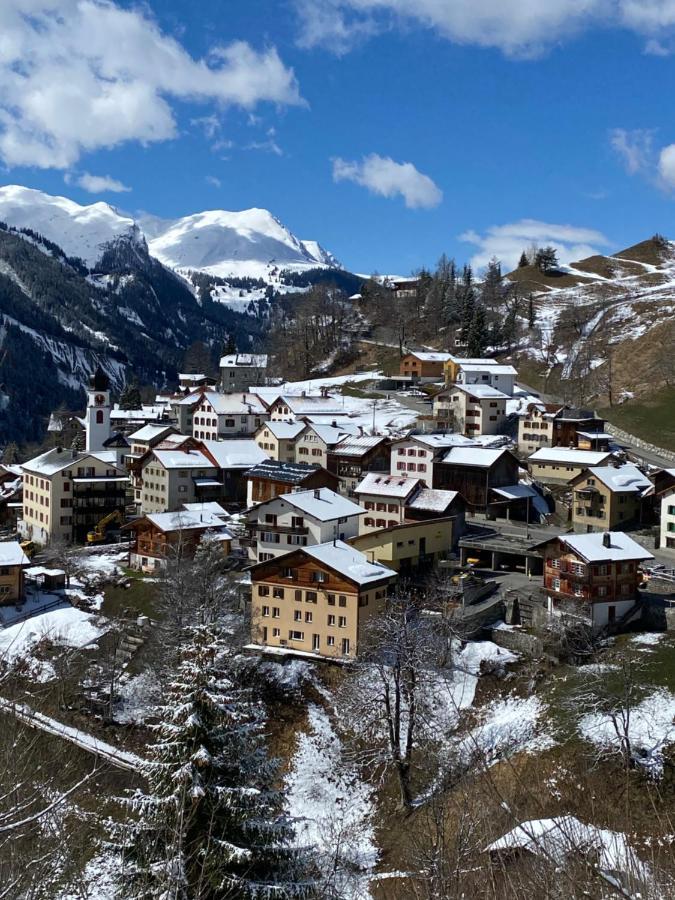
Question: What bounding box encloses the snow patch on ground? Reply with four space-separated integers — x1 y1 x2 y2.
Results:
579 689 675 777
286 703 378 900
460 695 555 766
115 670 161 725
630 632 665 647
0 604 107 670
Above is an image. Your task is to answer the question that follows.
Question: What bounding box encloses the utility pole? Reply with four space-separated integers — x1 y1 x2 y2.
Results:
372 397 377 432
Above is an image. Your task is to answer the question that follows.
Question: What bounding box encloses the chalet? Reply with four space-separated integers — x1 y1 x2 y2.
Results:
126 424 179 468
354 473 422 532
197 439 269 504
444 358 518 396
517 403 559 453
0 542 31 605
433 447 522 509
123 510 233 572
350 516 458 573
389 277 419 298
249 540 397 659
267 395 346 422
536 531 654 628
390 433 477 487
169 390 211 435
20 447 128 544
399 351 452 382
246 487 365 562
246 459 339 506
327 435 391 497
527 447 614 485
255 421 305 463
295 422 360 469
405 488 465 535
550 408 608 448
192 392 268 440
219 353 268 393
433 384 509 436
571 464 653 533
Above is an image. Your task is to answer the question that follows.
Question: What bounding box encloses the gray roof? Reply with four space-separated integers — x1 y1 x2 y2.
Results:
247 459 326 484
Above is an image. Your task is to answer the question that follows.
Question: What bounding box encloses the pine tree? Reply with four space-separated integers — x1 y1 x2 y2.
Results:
224 334 237 356
535 246 559 274
119 381 142 411
467 305 488 357
118 624 312 899
518 251 529 268
2 441 18 464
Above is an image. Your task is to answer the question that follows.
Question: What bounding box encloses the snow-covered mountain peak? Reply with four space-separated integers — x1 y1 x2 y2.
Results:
0 184 140 267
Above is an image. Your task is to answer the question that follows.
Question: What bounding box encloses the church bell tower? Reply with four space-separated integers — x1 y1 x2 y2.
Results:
85 367 111 453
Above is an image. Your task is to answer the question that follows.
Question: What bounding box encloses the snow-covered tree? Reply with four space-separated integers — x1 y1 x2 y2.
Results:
118 623 313 898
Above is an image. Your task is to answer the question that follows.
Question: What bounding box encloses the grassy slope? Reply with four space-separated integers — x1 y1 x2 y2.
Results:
599 388 675 451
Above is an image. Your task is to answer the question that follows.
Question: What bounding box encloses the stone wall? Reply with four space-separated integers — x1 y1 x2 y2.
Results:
605 423 675 463
490 627 544 658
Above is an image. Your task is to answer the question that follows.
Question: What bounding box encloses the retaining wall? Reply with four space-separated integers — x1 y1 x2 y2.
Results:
605 423 675 463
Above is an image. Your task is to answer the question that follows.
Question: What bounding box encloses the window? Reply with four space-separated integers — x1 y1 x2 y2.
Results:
265 514 277 524
552 577 561 591
341 639 350 655
305 611 313 623
261 606 270 617
225 418 235 427
339 596 347 607
273 587 284 599
272 607 280 618
312 571 327 583
338 616 347 628
272 627 281 637
327 614 336 626
95 410 104 424
294 589 302 602
598 585 607 597
294 610 302 622
287 535 307 546
291 516 304 528
261 532 280 544
570 562 585 576
327 593 336 605
551 558 561 569
312 634 320 651
327 636 335 647
289 630 304 641
258 585 269 596
282 567 298 578
306 591 318 603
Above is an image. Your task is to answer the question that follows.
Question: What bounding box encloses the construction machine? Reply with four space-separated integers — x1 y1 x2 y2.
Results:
87 509 124 544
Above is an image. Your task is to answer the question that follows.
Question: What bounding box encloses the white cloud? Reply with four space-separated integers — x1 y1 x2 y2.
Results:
0 1 302 169
205 175 222 188
610 128 655 174
657 144 675 188
332 153 442 208
296 1 675 57
460 219 610 271
68 172 131 193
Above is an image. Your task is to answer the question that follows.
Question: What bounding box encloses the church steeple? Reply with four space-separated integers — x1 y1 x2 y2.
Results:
85 367 111 453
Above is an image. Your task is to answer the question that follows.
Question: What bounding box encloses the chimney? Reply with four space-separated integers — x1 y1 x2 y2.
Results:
56 445 63 454
314 489 321 499
602 532 611 548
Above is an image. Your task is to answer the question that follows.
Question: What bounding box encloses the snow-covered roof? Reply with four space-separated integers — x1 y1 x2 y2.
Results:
258 421 305 440
201 439 268 469
451 383 510 400
331 435 388 456
304 422 361 445
0 541 30 566
273 395 345 414
406 488 460 512
110 405 165 421
152 449 214 470
559 532 654 563
303 540 397 586
405 351 453 362
355 472 421 498
576 431 613 440
528 448 613 466
492 483 539 500
144 510 232 534
21 448 122 477
441 447 511 468
394 433 476 450
182 502 230 519
459 362 518 375
262 487 365 522
584 464 653 495
199 392 267 415
128 424 175 443
247 459 324 484
219 353 268 369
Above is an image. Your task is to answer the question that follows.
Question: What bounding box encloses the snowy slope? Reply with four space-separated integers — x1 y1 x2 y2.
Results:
142 208 340 279
0 184 142 267
0 185 341 281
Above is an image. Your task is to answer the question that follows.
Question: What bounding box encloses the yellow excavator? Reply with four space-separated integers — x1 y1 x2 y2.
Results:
87 509 124 544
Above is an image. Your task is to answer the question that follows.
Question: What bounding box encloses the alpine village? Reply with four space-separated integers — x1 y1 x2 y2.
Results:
2 4 675 899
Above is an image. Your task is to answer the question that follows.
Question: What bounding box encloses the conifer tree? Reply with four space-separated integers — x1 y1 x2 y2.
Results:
467 305 488 357
518 250 529 268
119 381 142 411
118 624 313 899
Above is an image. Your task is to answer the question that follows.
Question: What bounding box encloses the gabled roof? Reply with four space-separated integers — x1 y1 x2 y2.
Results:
219 353 268 369
404 351 453 362
198 392 267 415
272 395 345 415
457 362 518 376
303 540 397 585
257 421 306 440
330 435 388 457
182 502 230 519
201 439 268 469
302 422 361 445
581 464 653 495
0 541 30 566
252 487 365 522
555 532 654 564
440 447 512 468
102 432 130 448
406 488 461 512
355 472 421 498
21 448 123 477
128 424 176 443
392 433 476 450
246 459 326 484
450 383 510 400
152 449 214 470
137 510 232 534
528 448 613 466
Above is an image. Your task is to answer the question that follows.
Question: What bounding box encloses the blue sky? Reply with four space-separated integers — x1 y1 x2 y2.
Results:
2 0 675 274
